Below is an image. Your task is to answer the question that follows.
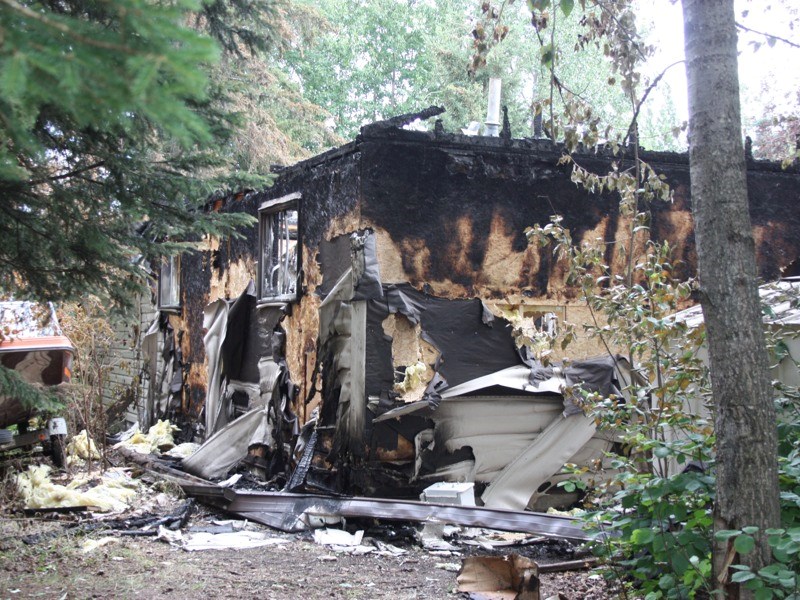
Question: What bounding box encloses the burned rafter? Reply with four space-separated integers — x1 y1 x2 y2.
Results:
359 105 445 135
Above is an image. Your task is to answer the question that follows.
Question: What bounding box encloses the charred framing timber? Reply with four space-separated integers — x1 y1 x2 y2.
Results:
114 500 196 536
21 499 196 544
360 105 445 135
115 445 211 488
180 484 594 541
537 557 600 573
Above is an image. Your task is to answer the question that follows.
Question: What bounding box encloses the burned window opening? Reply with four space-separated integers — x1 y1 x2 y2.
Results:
158 255 180 311
258 193 300 304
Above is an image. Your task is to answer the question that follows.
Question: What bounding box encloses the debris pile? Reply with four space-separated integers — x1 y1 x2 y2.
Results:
4 447 612 598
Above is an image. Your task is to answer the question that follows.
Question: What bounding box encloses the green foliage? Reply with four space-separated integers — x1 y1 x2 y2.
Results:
200 0 285 57
0 0 303 309
477 0 686 152
0 0 337 411
283 0 683 152
205 1 342 171
531 172 800 595
0 0 217 162
531 217 800 597
214 50 343 173
287 0 635 142
515 2 795 597
776 384 800 529
528 151 718 596
545 238 716 598
286 0 445 138
717 527 800 599
594 470 715 599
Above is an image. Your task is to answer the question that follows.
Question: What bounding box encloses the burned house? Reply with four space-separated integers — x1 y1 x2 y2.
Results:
141 108 800 511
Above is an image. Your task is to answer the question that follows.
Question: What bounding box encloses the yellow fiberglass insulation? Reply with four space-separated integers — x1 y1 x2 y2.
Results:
15 465 139 512
67 429 101 460
115 419 179 455
396 361 428 394
165 442 200 459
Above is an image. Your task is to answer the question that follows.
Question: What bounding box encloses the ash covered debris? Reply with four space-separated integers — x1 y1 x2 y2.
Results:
126 107 800 513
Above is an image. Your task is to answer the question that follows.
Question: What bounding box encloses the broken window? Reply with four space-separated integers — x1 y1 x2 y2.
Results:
158 255 180 310
258 193 300 303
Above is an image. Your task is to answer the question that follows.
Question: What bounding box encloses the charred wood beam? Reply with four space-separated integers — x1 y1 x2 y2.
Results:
115 445 211 487
20 499 196 544
538 558 599 573
360 106 445 135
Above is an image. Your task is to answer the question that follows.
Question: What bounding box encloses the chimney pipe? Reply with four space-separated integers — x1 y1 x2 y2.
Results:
485 78 501 137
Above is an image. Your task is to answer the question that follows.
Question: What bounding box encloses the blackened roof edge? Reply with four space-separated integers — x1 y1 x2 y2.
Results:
273 105 799 177
215 105 800 209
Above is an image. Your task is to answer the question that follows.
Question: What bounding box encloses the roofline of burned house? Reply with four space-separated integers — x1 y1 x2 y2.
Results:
210 106 800 210
269 106 799 178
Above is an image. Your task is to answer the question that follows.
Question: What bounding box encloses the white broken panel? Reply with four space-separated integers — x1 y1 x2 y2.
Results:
420 482 475 506
182 407 275 480
480 412 597 511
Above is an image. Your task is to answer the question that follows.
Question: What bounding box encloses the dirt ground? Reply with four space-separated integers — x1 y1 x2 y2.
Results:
0 515 616 599
0 459 618 600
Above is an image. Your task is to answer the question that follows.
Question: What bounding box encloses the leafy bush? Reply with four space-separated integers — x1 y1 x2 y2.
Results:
532 201 800 597
717 526 800 599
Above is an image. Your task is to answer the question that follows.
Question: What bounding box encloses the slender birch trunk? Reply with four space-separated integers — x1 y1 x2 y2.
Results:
682 1 781 597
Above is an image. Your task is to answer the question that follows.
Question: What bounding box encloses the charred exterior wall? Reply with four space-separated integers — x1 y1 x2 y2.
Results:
357 129 800 296
161 192 260 437
159 147 363 439
349 128 800 367
153 123 800 466
255 146 363 422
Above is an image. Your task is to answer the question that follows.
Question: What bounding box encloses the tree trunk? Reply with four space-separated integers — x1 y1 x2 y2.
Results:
682 1 781 597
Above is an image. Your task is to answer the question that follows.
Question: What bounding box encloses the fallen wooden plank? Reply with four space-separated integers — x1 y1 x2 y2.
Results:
538 557 599 573
22 505 94 515
114 446 210 487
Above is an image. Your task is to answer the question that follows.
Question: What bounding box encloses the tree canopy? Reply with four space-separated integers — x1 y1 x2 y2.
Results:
0 0 325 308
285 0 685 149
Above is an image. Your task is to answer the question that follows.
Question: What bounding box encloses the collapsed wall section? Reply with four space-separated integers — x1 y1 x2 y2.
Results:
144 147 364 447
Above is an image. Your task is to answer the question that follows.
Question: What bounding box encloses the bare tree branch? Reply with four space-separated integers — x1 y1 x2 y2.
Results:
735 21 800 49
28 162 106 186
625 60 685 144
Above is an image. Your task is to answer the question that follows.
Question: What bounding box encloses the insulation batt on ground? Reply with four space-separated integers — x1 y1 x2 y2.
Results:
66 429 101 460
15 465 139 512
114 419 179 455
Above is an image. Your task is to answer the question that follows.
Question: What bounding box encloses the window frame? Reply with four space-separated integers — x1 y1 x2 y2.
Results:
257 192 301 305
158 254 181 311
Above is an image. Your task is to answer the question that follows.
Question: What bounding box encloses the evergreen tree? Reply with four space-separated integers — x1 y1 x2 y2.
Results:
0 0 294 308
